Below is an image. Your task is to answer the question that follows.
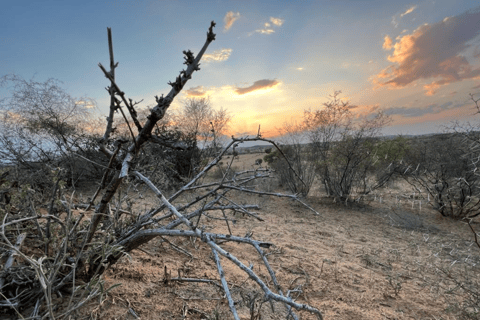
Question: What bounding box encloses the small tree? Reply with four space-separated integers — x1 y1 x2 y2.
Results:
0 75 103 189
175 97 231 161
304 91 392 202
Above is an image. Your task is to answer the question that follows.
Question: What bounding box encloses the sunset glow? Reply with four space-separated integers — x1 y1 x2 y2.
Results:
1 0 479 138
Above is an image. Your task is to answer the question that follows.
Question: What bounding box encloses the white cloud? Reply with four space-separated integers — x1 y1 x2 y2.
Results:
400 5 417 17
224 11 240 32
270 17 284 26
202 48 233 62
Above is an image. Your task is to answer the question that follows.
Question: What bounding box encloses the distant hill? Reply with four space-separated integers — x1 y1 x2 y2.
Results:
228 131 480 155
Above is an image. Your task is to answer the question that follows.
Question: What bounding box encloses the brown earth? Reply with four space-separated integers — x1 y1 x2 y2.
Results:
79 153 480 320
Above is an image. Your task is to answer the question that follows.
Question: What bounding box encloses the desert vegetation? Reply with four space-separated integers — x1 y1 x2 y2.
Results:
0 20 479 320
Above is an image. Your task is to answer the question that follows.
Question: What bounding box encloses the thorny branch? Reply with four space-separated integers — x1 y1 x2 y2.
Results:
0 21 323 319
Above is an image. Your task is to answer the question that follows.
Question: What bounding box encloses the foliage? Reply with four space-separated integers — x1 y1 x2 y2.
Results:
263 149 279 164
400 133 480 219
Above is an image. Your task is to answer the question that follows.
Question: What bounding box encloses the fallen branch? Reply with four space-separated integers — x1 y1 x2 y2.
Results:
0 233 26 290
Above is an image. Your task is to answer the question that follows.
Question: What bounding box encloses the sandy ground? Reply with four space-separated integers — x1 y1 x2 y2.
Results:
78 153 480 320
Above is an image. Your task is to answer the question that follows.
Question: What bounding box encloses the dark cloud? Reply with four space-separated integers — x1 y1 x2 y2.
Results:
377 6 480 95
383 101 458 118
235 79 279 95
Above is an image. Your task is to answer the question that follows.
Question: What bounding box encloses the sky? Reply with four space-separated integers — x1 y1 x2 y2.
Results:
1 0 480 138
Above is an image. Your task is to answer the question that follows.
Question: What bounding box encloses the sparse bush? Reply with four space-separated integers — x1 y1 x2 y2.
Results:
263 150 279 164
174 97 231 164
271 122 316 197
0 75 104 190
400 133 480 219
304 91 392 202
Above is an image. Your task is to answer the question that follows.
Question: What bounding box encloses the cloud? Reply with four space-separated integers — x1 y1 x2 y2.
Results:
224 11 240 32
270 17 284 26
383 101 459 118
254 28 275 35
474 45 480 58
75 99 96 109
375 7 480 95
392 5 418 27
249 16 284 36
400 5 417 17
383 35 393 50
341 62 358 69
423 82 441 96
202 48 232 62
235 79 279 95
184 86 207 97
391 16 398 28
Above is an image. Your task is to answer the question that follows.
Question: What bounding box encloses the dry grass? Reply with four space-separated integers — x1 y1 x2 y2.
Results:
70 153 480 319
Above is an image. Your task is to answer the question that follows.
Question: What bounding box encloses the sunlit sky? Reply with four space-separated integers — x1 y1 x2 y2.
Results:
1 0 480 138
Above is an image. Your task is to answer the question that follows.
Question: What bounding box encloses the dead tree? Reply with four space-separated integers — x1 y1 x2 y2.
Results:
0 22 323 319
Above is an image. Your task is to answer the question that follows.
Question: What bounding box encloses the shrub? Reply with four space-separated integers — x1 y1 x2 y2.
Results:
400 133 480 219
304 91 392 202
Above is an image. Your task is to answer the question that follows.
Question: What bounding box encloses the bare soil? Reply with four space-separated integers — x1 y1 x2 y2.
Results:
81 153 480 320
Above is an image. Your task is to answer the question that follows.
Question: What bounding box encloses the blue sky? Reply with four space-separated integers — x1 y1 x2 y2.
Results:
1 0 480 137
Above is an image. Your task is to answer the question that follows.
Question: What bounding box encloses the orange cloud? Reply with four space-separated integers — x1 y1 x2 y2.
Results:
423 83 441 96
184 86 207 97
224 11 240 32
375 7 480 95
383 35 393 50
235 79 280 95
202 48 232 62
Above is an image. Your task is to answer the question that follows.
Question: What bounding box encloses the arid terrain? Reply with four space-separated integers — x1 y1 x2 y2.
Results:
78 153 480 320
